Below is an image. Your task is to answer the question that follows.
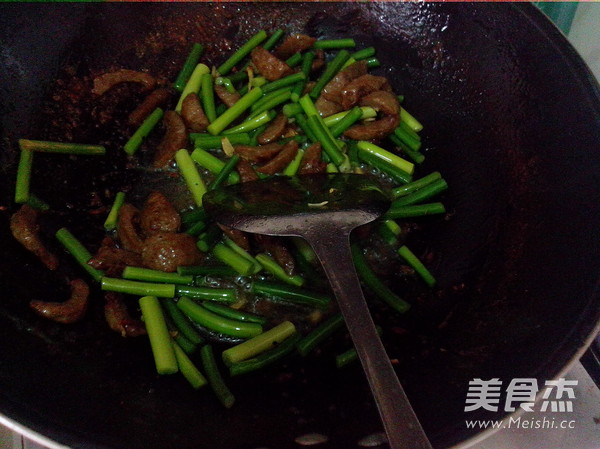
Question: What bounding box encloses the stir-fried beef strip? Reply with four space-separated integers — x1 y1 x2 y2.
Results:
340 74 391 110
29 279 89 324
315 96 344 117
298 142 327 175
274 34 316 59
236 159 260 182
181 92 210 132
360 90 400 116
311 49 325 72
116 203 145 253
128 87 172 127
234 142 283 162
104 291 146 337
10 205 59 270
344 91 400 141
92 69 157 96
139 191 181 236
88 237 143 277
320 61 368 105
257 113 288 144
141 232 203 272
214 84 241 108
257 140 299 175
153 110 188 168
250 47 293 81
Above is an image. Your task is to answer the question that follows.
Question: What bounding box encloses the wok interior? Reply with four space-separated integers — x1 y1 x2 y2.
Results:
0 3 599 449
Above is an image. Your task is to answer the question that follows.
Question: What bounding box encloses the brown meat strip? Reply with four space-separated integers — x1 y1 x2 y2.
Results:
257 140 299 175
251 47 292 81
104 292 146 337
315 95 344 118
154 110 188 168
344 91 400 141
29 279 89 324
234 142 283 162
274 34 317 59
10 205 59 270
117 203 145 253
344 115 399 141
320 61 368 105
181 92 210 132
257 113 288 144
88 237 143 277
141 232 203 272
92 69 156 96
311 49 325 73
214 84 241 108
140 191 181 236
340 74 391 110
299 142 327 174
360 90 400 116
128 87 171 127
236 159 259 182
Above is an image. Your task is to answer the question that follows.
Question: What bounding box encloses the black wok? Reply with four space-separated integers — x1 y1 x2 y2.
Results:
0 3 599 449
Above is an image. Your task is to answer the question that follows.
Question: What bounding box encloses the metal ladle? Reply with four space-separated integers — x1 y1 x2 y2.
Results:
203 173 433 449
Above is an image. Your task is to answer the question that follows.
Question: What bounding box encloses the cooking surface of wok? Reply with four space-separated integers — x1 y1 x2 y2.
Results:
0 3 599 449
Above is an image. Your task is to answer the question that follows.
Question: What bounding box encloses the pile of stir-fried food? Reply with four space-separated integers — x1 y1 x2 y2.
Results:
11 30 448 407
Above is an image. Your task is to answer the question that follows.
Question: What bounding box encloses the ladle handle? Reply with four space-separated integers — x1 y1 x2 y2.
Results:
306 228 433 449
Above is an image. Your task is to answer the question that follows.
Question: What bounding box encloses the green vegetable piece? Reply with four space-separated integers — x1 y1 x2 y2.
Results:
202 302 267 325
398 245 437 287
173 341 207 389
351 243 411 314
103 191 125 231
400 107 423 132
177 297 263 338
175 63 211 112
55 228 104 282
309 50 350 99
296 313 345 357
175 149 207 207
391 178 448 207
163 299 205 345
207 87 263 135
174 285 237 303
251 281 331 309
356 140 414 175
14 149 33 204
122 266 194 285
313 38 356 50
223 110 276 135
19 139 106 156
139 296 178 375
201 73 217 123
255 253 304 287
124 108 164 156
223 321 296 365
200 344 235 408
208 154 240 191
228 332 301 377
384 202 446 219
217 30 268 76
173 43 204 92
101 277 175 298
